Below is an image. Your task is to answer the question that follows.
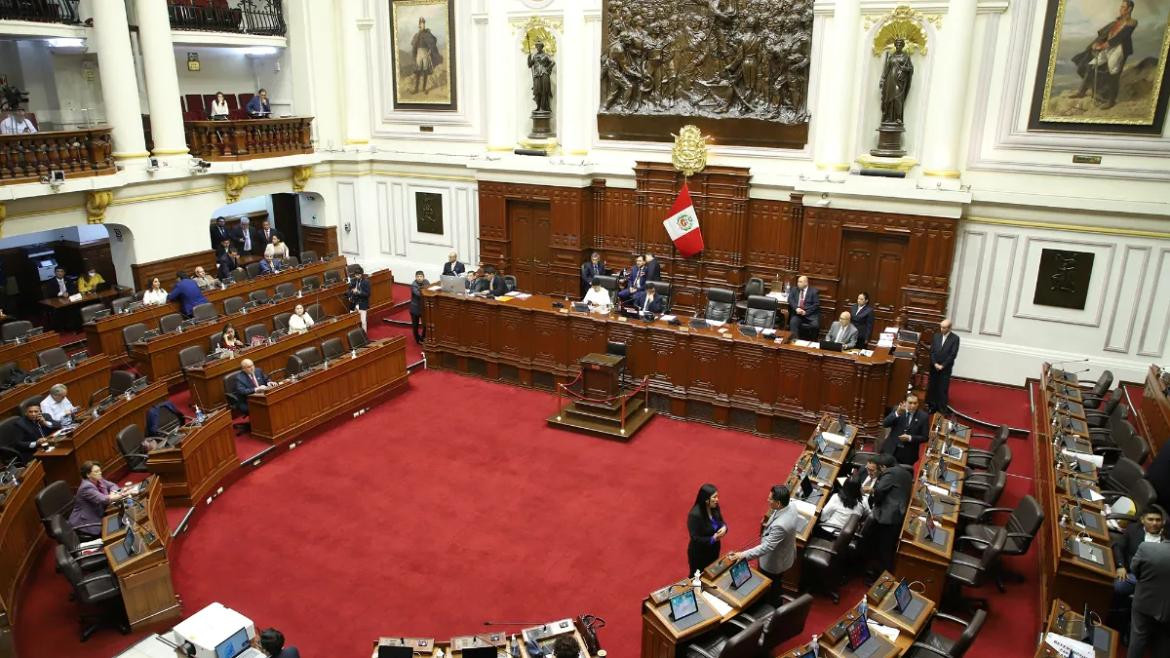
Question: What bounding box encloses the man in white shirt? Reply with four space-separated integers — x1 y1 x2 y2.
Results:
40 384 75 425
0 110 37 135
582 281 612 314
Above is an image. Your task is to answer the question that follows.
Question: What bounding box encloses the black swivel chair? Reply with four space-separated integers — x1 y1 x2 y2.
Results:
683 615 766 658
191 303 217 323
963 445 1012 499
37 347 69 369
285 355 306 378
1081 370 1114 408
248 290 269 305
1099 457 1146 502
0 417 25 465
347 328 368 349
222 296 245 315
245 262 262 279
943 529 1006 613
606 341 628 383
223 372 250 434
55 545 127 641
757 594 814 655
594 275 619 304
79 303 108 324
742 295 778 329
178 346 206 371
322 338 344 361
294 346 323 369
47 515 108 573
274 282 296 299
300 250 318 263
305 303 324 322
734 277 766 320
111 297 134 314
35 480 75 536
284 256 299 267
2 321 32 341
965 425 1009 471
116 425 150 473
323 270 342 286
1084 389 1123 427
957 470 1007 526
704 289 735 322
158 313 184 334
801 514 860 603
119 323 146 349
87 370 138 406
302 275 322 290
903 610 987 658
964 495 1044 590
244 323 268 344
273 313 292 332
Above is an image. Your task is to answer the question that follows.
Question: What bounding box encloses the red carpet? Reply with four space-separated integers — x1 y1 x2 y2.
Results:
947 379 1032 431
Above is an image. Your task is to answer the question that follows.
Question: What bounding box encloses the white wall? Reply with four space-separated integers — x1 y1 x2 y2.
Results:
213 195 273 221
172 46 293 115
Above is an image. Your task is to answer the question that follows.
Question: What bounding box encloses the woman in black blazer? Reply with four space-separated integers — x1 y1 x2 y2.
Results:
687 483 726 574
850 291 875 348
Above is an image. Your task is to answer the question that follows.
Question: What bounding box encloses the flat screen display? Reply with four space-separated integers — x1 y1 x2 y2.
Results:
215 628 249 658
846 615 871 651
669 589 699 621
894 579 912 613
729 559 751 589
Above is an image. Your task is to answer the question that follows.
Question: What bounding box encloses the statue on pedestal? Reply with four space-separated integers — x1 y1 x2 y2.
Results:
872 37 914 157
527 41 555 139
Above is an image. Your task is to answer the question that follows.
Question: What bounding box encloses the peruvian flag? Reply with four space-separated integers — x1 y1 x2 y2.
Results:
662 183 704 257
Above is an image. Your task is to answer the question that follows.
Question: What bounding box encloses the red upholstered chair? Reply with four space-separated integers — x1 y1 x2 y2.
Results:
225 95 240 112
185 94 206 116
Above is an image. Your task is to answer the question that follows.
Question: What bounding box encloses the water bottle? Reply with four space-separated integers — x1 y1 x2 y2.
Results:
351 348 357 359
859 595 868 620
949 478 958 497
509 635 521 658
691 569 702 594
194 406 205 425
297 289 302 299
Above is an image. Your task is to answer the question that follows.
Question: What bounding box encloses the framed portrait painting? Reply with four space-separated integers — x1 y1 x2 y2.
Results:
390 0 457 110
1029 0 1170 134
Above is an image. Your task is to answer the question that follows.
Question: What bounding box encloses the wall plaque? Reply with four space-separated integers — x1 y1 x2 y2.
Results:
415 192 444 235
1033 248 1095 309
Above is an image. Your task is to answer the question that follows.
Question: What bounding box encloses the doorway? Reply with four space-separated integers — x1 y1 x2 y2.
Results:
507 200 551 293
839 230 908 319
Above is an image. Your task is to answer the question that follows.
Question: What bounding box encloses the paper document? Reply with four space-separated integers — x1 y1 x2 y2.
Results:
701 591 733 617
1061 449 1104 468
1087 488 1104 502
926 484 948 497
868 621 900 643
860 349 875 357
793 340 812 347
766 292 786 300
705 319 726 328
792 499 818 517
1044 633 1094 658
661 315 677 322
883 326 899 333
762 329 776 337
821 432 847 445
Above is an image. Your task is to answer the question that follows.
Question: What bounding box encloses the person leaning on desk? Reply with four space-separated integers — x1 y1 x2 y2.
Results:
633 285 665 315
728 484 798 607
68 460 131 541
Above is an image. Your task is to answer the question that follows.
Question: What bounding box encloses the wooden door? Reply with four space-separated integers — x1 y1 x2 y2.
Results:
839 231 907 319
507 200 552 293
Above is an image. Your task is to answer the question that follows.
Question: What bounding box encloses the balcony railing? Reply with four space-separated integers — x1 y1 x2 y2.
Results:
185 116 312 161
0 0 80 24
168 0 285 36
0 126 115 185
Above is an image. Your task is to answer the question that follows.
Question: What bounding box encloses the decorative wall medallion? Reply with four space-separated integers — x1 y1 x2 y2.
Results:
1033 248 1095 309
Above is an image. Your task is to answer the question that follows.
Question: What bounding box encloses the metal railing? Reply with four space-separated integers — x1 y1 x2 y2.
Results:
167 0 285 36
0 0 80 24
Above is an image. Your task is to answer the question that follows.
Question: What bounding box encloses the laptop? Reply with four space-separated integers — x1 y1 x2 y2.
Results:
729 559 752 590
439 274 465 294
668 589 700 622
820 340 844 352
809 452 829 480
572 302 589 312
215 628 250 658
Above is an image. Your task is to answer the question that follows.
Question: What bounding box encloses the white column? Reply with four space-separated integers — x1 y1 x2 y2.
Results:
91 0 147 161
920 1 979 180
813 0 862 173
339 0 372 146
561 2 586 155
134 0 188 157
485 1 515 151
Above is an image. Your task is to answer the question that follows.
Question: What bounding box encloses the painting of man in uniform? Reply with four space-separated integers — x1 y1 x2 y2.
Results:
1031 0 1170 133
391 0 456 110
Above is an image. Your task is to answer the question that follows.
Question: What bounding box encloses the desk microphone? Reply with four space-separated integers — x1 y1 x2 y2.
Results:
1050 358 1090 367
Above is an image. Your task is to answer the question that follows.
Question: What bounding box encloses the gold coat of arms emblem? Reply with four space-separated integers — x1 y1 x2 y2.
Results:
672 125 709 177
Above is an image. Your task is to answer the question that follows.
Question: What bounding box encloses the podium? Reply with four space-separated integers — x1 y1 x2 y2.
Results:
547 353 655 441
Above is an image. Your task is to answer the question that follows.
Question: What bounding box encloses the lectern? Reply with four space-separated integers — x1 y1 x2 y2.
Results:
547 353 655 440
579 353 623 400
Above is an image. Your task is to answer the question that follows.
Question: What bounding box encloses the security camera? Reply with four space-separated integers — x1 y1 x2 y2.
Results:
189 158 211 174
146 157 160 172
42 170 65 190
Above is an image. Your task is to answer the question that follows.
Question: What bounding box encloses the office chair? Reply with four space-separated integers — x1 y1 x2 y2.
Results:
178 346 206 371
1 321 32 341
965 425 1009 471
300 250 318 263
248 290 269 305
222 371 250 434
37 347 69 370
964 495 1044 590
36 480 75 536
683 615 766 658
0 361 16 386
743 295 778 329
963 444 1012 499
284 354 306 378
347 328 368 349
302 275 321 290
1081 370 1114 408
704 288 735 322
223 296 245 315
116 425 151 473
957 470 1007 526
285 256 299 267
79 304 108 324
230 267 246 283
903 610 987 658
503 275 518 293
305 303 323 322
1099 457 1146 503
1084 389 1122 427
606 341 627 358
756 594 814 655
648 281 672 313
158 313 184 334
47 515 108 573
191 303 217 323
88 370 138 407
801 514 860 603
245 262 262 279
274 282 296 299
943 529 1005 613
734 277 766 319
323 270 342 286
594 274 619 296
55 545 127 641
110 296 134 314
244 324 268 344
121 323 147 351
322 338 344 361
0 417 24 466
273 312 292 332
1096 420 1150 467
294 346 323 369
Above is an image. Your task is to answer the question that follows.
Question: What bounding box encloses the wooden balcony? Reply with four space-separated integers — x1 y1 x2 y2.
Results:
0 0 81 24
0 126 115 186
168 0 286 36
184 116 313 162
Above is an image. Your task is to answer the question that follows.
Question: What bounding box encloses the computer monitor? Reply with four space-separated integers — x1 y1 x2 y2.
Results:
893 579 912 613
123 527 138 557
809 452 822 478
669 589 699 621
462 647 497 658
215 627 250 658
820 340 844 352
799 474 814 500
846 615 871 651
729 559 751 590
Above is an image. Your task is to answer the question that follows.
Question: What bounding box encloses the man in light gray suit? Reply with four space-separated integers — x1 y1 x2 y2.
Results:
825 311 859 348
1129 540 1170 658
728 484 798 607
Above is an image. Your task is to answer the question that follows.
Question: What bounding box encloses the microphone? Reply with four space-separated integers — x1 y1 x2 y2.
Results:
1050 358 1090 367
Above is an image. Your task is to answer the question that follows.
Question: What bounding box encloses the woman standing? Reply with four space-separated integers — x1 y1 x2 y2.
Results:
687 483 727 574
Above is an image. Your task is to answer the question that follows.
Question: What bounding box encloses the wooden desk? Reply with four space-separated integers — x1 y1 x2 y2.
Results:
83 257 351 357
895 508 955 605
35 381 169 487
128 287 355 386
101 475 170 550
1034 598 1120 658
866 571 937 637
184 313 361 408
102 516 180 630
145 409 237 506
1136 365 1168 460
0 460 46 632
641 569 770 658
0 330 59 371
424 290 904 437
40 288 124 330
369 627 589 658
0 353 110 420
248 337 409 445
820 600 915 658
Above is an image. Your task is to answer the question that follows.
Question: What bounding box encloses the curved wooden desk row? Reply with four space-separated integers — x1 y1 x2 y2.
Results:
0 461 46 641
0 331 60 371
0 353 111 421
1136 365 1168 460
423 290 907 437
371 625 591 658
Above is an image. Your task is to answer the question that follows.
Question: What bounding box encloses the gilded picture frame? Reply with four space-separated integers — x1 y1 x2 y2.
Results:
1029 0 1170 134
390 0 457 111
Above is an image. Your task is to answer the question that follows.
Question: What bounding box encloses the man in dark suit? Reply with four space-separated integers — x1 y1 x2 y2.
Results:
643 253 662 282
480 267 508 297
346 266 371 330
217 247 240 280
442 251 466 277
210 216 231 251
580 252 605 295
166 272 210 318
927 319 960 413
633 285 665 316
259 256 282 275
1129 540 1170 658
409 270 428 344
850 291 875 347
1111 509 1166 629
43 266 76 299
234 358 271 415
5 403 56 465
786 275 820 338
880 394 929 466
617 255 646 305
258 219 281 245
868 454 911 575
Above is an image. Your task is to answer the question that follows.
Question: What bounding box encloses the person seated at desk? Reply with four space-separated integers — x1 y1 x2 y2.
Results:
68 461 130 541
235 359 271 414
167 271 210 318
259 256 283 275
218 247 241 281
825 310 858 348
191 266 217 289
550 636 577 658
143 277 168 305
209 91 230 120
264 235 290 261
617 255 647 305
1111 508 1166 629
581 251 605 294
246 88 272 117
77 268 105 294
633 285 664 316
0 108 37 134
44 266 76 299
258 628 301 658
880 394 929 466
474 266 507 297
850 292 875 348
817 478 868 537
40 384 76 425
219 324 245 351
582 280 613 315
5 403 57 465
288 303 314 334
443 250 465 277
465 266 485 291
786 275 820 337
